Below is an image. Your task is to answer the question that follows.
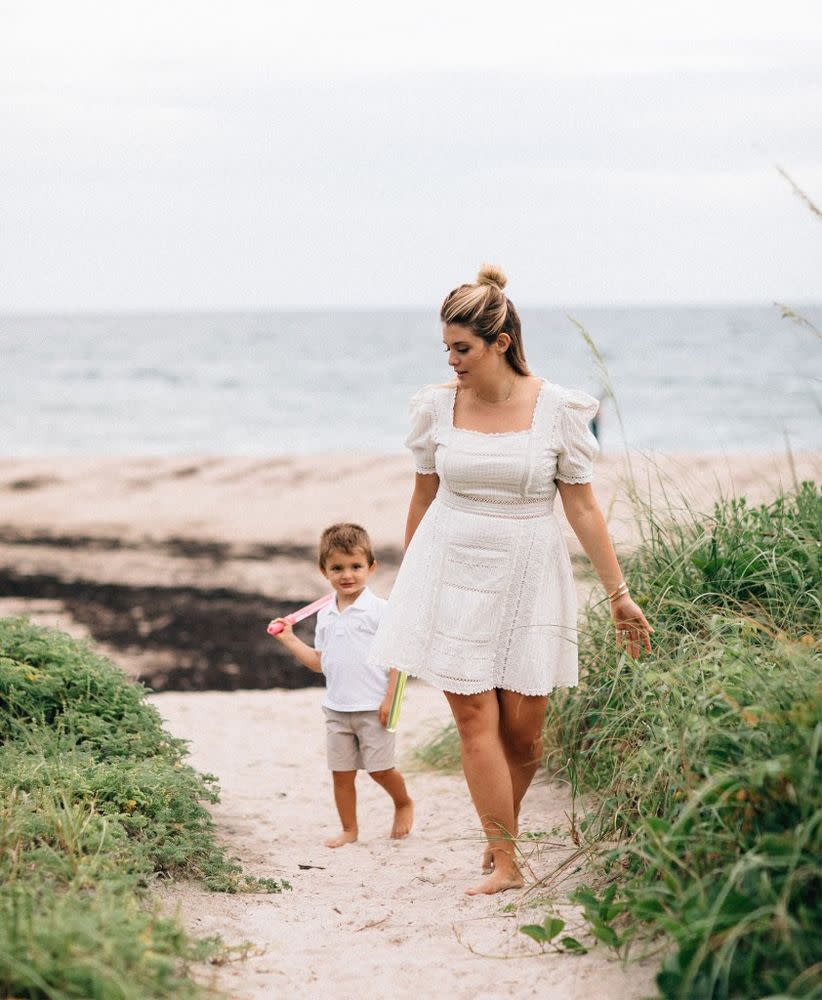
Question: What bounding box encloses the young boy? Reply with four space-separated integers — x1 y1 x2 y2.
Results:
270 523 413 848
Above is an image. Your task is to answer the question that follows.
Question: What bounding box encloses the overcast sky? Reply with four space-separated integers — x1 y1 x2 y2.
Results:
1 1 821 310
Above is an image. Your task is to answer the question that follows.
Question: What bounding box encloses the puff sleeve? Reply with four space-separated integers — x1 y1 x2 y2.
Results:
554 389 600 484
404 386 438 474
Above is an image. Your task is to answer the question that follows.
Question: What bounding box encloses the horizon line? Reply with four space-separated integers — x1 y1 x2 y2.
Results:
2 299 821 319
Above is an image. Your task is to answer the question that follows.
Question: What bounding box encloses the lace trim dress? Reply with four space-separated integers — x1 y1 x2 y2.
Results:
367 378 599 696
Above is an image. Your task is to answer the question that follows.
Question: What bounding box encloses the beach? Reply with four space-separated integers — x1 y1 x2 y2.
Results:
4 4 821 988
1 450 818 689
1 449 819 998
151 683 659 1000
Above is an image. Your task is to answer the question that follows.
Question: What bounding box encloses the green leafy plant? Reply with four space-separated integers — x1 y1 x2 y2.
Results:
546 483 822 999
519 915 587 954
0 618 289 999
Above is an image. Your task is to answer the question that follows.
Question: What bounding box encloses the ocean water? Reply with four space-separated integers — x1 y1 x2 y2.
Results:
1 306 820 455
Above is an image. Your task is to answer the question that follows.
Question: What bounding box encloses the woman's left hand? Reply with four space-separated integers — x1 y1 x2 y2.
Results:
610 594 653 658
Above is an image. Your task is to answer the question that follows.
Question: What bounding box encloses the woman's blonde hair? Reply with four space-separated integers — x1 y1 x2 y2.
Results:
440 264 530 376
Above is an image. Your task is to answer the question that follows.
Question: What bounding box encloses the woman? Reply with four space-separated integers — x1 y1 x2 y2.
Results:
369 265 652 895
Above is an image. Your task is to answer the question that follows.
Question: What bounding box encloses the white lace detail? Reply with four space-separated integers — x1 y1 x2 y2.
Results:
556 474 594 484
405 386 438 474
552 388 599 485
449 378 546 436
439 488 553 519
448 491 550 505
371 380 596 695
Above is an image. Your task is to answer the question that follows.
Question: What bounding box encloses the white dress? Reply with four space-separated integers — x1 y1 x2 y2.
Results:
368 378 599 696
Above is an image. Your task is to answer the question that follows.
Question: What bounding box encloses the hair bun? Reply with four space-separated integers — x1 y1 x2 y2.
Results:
477 264 507 293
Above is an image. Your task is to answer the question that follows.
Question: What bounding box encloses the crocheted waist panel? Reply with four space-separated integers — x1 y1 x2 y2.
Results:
436 487 554 519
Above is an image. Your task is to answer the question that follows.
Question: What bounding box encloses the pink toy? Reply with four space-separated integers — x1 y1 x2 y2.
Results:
267 593 335 635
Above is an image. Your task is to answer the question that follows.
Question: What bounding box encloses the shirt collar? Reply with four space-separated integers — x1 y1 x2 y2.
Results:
328 586 377 616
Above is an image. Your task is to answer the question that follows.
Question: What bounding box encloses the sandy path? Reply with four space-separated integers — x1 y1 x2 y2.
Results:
151 684 657 1000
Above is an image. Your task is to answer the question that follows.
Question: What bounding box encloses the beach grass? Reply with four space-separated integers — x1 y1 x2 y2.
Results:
416 481 821 999
550 480 821 1000
0 618 289 1000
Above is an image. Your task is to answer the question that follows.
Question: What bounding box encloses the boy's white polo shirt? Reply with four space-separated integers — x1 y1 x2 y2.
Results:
314 586 389 712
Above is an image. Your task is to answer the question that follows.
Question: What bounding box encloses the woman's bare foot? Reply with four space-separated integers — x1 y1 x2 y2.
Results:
391 799 414 839
466 850 523 895
465 866 524 896
324 830 358 848
483 815 518 871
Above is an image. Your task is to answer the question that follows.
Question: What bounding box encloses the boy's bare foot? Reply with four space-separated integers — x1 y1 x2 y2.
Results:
391 799 414 839
465 866 525 896
324 830 358 848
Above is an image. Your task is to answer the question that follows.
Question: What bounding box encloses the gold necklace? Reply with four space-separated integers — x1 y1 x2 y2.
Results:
473 375 518 405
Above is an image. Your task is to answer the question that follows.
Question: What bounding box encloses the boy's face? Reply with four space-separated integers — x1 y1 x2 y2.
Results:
321 547 375 599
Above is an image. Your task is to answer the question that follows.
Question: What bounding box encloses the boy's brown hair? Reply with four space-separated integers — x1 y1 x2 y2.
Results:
319 523 375 569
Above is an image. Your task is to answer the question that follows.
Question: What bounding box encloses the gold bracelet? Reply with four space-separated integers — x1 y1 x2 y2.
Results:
608 582 629 602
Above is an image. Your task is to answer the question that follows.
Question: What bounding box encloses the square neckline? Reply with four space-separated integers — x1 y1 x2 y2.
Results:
449 377 547 437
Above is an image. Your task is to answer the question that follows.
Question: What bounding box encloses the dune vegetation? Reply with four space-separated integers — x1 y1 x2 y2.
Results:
0 618 288 1000
419 481 821 999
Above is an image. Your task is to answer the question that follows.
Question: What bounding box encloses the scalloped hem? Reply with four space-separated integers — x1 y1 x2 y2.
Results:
383 660 578 697
555 474 593 485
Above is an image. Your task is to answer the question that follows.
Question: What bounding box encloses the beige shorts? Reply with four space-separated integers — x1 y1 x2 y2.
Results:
323 708 396 773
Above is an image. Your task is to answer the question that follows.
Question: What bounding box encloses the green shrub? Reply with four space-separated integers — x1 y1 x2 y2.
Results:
542 482 822 999
0 618 288 999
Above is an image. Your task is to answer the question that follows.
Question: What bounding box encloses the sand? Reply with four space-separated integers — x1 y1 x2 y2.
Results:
1 451 818 689
151 682 659 1000
1 451 818 558
2 449 818 997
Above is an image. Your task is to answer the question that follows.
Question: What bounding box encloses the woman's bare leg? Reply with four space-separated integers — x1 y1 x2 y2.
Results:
498 690 548 820
481 690 548 872
444 690 524 895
